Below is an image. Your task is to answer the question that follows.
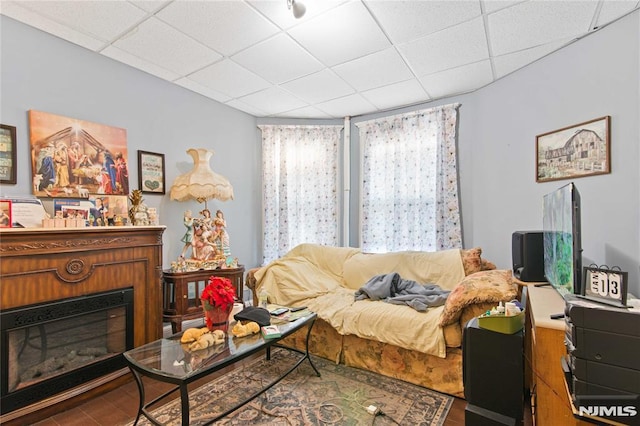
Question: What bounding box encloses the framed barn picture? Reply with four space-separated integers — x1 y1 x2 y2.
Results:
536 116 610 183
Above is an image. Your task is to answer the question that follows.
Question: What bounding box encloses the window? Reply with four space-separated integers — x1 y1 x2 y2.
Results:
259 125 342 264
356 104 461 253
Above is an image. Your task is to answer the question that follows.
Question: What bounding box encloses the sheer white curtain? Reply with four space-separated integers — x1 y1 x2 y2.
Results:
356 103 461 253
259 125 342 264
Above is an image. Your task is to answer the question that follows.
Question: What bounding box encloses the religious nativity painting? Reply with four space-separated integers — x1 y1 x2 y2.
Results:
29 110 129 198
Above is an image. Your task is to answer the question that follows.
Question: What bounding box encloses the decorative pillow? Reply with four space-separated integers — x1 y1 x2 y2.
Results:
460 247 496 275
438 269 517 327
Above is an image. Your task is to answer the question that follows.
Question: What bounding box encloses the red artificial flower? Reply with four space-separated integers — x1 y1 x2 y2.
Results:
201 276 236 311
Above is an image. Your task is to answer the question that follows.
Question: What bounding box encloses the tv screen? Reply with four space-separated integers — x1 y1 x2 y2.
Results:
543 182 582 296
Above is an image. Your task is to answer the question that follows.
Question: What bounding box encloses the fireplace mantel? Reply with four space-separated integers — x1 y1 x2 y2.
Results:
0 226 165 422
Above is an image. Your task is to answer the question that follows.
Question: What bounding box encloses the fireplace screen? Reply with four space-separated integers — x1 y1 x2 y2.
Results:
1 289 133 413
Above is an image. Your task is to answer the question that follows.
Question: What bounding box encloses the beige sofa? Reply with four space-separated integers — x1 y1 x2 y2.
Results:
246 243 517 397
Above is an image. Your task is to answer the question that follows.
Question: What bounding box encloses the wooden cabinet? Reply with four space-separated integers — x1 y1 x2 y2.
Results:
162 266 245 333
525 285 589 426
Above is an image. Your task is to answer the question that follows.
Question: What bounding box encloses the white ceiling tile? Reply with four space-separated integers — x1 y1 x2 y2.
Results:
419 60 493 99
225 98 269 117
274 105 334 119
493 38 572 78
365 0 481 44
248 0 348 30
129 1 172 14
482 0 526 14
231 33 323 84
157 0 279 56
12 0 148 42
112 17 222 76
361 78 430 110
237 86 308 115
596 1 639 28
0 2 106 51
189 59 271 98
488 1 599 56
102 45 181 81
332 47 414 92
399 16 489 76
315 93 377 118
288 1 390 67
174 77 232 104
281 69 355 103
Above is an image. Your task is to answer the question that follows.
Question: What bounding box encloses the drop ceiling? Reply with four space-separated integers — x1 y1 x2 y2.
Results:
2 0 638 119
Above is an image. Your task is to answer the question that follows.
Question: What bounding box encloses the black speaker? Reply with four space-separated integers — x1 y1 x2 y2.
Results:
463 318 524 423
512 231 546 282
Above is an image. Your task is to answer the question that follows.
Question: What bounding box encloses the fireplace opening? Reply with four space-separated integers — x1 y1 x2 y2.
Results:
1 289 134 413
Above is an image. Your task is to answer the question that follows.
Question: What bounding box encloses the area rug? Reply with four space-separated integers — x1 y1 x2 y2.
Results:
131 348 453 425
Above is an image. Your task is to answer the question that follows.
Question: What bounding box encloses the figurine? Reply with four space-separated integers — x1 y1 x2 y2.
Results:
180 210 194 258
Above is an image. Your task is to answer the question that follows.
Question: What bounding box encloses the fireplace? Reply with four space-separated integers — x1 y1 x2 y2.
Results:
1 289 134 413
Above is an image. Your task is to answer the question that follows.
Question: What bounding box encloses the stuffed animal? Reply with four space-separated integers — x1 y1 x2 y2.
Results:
189 329 225 351
180 327 209 343
231 321 260 337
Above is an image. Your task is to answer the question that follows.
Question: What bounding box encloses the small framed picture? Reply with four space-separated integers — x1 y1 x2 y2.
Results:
0 200 12 227
536 116 610 183
0 124 17 184
138 150 166 195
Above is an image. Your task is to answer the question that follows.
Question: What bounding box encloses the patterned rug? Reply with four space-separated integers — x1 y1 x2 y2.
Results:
131 348 453 425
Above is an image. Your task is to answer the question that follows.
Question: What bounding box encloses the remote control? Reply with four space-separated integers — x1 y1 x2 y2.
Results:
290 306 307 312
270 307 289 316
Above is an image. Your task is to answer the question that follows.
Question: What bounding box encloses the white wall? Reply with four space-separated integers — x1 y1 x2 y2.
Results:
461 10 639 295
0 16 262 271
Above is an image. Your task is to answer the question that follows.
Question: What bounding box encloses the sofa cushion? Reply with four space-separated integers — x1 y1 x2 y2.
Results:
460 247 496 275
341 300 447 358
342 249 466 291
439 269 517 327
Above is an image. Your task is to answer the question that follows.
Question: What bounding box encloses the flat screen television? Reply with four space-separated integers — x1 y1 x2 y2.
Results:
543 182 582 297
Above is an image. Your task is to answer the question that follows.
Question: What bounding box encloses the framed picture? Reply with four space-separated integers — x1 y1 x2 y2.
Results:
0 200 12 227
138 150 165 194
536 116 610 183
29 110 129 197
0 124 17 184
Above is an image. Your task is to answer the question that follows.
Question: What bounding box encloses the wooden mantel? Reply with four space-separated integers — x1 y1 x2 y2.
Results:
0 226 165 423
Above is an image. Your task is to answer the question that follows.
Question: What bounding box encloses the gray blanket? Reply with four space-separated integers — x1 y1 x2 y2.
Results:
354 272 450 312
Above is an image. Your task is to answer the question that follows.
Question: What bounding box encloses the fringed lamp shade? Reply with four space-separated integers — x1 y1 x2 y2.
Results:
170 148 234 207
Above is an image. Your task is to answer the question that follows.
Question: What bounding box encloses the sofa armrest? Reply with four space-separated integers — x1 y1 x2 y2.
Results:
246 267 260 306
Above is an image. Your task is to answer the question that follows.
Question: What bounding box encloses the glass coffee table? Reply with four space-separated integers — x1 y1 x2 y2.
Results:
124 311 319 425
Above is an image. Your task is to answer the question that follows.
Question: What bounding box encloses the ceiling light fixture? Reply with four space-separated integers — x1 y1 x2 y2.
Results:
287 0 306 19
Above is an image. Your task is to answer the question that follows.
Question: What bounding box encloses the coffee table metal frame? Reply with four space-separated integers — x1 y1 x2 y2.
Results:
124 312 319 425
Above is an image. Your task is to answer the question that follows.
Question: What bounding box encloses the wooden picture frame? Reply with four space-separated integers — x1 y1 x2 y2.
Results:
536 116 610 183
0 200 12 227
0 124 17 184
138 150 166 194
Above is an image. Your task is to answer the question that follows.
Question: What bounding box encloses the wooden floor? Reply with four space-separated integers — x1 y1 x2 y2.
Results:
28 320 530 425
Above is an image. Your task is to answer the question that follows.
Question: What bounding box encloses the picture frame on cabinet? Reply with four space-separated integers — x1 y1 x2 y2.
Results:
536 116 610 183
138 150 166 195
0 200 12 228
0 124 17 184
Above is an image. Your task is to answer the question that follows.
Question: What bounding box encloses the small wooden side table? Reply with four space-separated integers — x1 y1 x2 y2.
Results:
162 266 245 333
